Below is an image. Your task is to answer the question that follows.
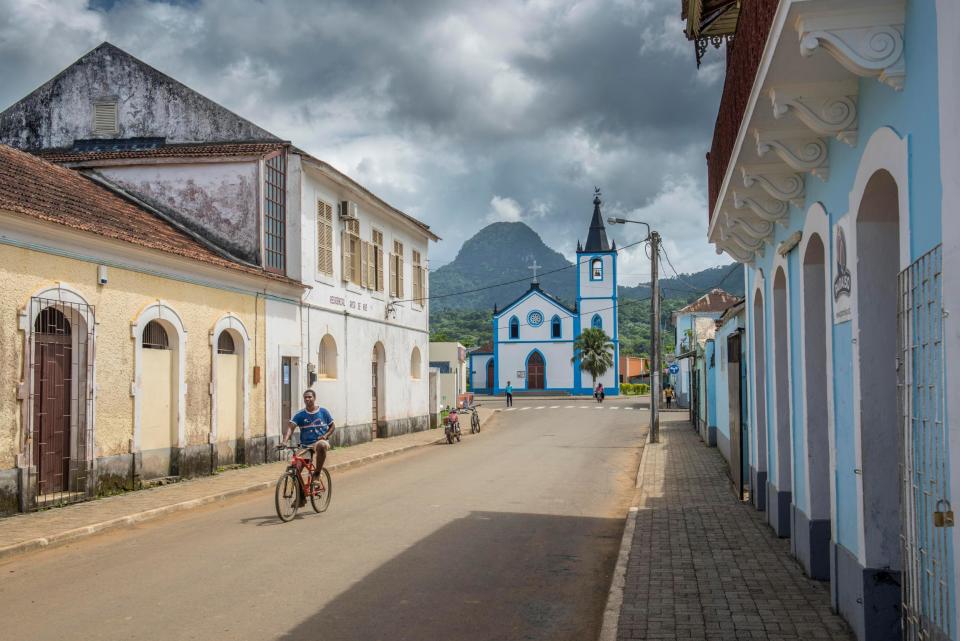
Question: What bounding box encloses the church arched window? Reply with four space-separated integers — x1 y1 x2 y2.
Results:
509 316 519 339
591 314 602 330
590 258 603 281
551 315 561 339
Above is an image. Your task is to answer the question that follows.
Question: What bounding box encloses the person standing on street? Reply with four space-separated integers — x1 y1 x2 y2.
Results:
505 381 513 407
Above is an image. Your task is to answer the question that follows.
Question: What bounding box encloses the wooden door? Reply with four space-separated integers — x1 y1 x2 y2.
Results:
33 312 72 495
727 332 744 499
526 352 544 390
371 360 379 439
486 359 494 390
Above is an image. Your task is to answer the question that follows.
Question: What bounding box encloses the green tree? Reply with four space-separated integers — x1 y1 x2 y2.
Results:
571 328 615 388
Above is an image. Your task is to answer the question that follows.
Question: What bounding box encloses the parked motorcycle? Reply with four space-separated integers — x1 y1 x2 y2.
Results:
444 408 462 444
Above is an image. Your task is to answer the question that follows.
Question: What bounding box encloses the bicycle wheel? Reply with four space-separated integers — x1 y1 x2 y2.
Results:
275 471 301 522
471 413 480 433
310 468 332 513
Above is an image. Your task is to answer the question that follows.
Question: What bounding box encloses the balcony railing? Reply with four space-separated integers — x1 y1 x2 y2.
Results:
706 0 779 222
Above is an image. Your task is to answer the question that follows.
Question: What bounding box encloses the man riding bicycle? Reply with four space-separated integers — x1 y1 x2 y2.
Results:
281 389 335 479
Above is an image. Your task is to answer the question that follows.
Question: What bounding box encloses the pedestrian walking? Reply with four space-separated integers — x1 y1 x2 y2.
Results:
505 381 513 407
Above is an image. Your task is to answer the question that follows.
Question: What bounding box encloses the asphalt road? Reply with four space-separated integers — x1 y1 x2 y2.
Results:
1 398 646 641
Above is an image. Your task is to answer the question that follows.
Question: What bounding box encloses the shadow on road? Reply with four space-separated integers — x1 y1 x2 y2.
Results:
278 510 623 641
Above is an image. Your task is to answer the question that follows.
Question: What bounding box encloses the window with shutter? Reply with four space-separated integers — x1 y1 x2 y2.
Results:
373 230 385 292
392 241 404 299
316 200 334 276
342 219 361 285
93 101 118 135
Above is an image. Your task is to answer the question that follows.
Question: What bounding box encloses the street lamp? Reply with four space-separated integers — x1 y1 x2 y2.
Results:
606 217 661 444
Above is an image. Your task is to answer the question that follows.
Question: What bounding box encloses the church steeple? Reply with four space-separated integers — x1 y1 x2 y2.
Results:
583 188 610 252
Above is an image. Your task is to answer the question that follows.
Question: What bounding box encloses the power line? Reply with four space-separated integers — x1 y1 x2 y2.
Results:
399 237 650 306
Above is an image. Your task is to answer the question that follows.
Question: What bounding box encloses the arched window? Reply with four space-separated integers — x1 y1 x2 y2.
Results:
319 334 337 379
591 314 602 330
551 315 561 339
410 346 422 379
509 316 519 339
591 258 603 281
217 332 236 354
143 320 170 350
35 307 71 335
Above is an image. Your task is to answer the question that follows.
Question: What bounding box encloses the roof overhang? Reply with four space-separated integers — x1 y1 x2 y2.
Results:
709 0 906 265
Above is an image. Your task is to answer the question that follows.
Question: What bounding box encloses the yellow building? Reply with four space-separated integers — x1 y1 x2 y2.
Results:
0 145 304 514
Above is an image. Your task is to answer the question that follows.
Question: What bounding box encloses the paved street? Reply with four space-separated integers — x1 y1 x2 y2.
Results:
0 398 646 641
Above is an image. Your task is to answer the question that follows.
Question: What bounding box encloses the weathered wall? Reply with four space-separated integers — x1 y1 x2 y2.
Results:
0 43 277 149
99 162 260 264
0 242 266 472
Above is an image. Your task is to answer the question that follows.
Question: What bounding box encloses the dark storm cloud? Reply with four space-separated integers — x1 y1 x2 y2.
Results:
0 0 727 274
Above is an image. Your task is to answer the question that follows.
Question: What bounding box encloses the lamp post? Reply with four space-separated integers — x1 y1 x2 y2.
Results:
607 217 660 443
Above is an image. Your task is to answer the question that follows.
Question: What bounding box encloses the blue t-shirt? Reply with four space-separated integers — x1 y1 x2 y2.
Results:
290 407 334 445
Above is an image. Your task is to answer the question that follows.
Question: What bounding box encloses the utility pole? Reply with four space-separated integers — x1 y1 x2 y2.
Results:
649 231 661 443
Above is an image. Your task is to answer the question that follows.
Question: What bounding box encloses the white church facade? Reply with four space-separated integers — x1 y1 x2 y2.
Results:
470 194 620 396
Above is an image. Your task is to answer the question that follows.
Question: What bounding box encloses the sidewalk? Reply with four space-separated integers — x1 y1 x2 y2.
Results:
0 407 500 561
613 414 853 641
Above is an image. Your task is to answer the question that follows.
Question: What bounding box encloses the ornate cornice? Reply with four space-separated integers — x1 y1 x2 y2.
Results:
795 3 906 91
754 129 829 180
769 81 859 146
740 162 805 207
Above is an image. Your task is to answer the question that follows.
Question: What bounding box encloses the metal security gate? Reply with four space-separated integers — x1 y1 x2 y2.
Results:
28 298 94 509
898 245 951 641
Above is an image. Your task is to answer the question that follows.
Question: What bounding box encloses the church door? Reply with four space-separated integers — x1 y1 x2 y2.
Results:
526 352 545 390
486 359 494 390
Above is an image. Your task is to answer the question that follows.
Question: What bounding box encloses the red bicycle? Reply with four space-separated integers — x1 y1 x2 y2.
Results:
274 445 332 522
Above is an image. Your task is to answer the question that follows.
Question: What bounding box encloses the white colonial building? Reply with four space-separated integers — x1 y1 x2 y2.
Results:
0 42 437 456
470 194 619 395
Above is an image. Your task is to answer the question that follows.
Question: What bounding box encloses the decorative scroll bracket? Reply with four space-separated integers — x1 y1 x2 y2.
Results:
733 189 791 226
795 3 906 91
740 163 806 208
755 129 830 181
769 81 859 146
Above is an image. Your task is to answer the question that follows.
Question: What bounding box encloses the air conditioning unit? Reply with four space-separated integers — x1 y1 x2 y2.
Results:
339 200 359 220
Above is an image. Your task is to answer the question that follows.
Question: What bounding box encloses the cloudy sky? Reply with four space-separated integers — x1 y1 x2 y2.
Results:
0 0 729 284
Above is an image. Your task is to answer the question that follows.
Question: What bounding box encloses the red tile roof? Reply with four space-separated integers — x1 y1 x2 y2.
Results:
675 288 741 315
35 141 286 164
0 144 298 284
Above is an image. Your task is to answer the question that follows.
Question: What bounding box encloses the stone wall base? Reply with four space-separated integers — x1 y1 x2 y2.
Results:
833 542 902 641
766 481 791 537
791 505 831 580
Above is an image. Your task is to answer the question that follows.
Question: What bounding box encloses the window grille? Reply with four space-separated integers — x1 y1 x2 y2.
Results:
317 200 334 276
142 320 170 350
264 152 286 272
217 332 236 354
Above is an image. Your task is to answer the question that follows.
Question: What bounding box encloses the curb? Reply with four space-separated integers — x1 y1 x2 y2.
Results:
0 414 503 563
597 430 654 641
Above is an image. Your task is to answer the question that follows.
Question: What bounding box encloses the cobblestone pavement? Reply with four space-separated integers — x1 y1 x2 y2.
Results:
617 415 853 641
0 407 499 559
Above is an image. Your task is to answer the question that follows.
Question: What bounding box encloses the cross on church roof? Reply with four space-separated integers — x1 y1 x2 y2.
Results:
528 259 542 284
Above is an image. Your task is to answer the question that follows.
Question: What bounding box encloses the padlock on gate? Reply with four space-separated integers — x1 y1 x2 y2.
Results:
934 499 954 527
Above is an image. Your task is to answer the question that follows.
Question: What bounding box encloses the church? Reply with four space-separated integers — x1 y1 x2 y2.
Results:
469 193 620 395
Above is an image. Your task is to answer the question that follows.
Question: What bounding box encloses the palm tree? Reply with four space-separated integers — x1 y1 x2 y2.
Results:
572 327 615 389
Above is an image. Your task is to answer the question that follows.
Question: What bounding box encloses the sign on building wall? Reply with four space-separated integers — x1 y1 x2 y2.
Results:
832 216 853 324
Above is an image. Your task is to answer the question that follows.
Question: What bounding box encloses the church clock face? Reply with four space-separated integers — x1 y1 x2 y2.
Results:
527 310 544 327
